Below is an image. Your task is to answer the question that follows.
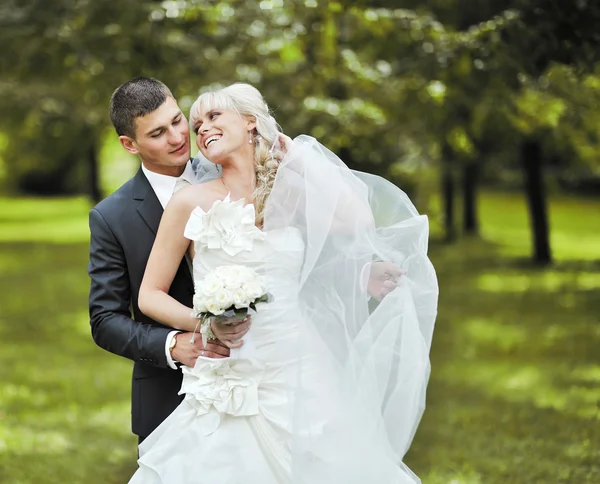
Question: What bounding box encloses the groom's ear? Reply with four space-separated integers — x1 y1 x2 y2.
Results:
119 135 139 156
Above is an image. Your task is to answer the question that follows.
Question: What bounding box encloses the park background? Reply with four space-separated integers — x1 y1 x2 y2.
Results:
0 0 599 482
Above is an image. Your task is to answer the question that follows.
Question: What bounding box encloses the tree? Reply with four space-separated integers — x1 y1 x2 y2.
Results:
501 0 600 264
0 0 216 200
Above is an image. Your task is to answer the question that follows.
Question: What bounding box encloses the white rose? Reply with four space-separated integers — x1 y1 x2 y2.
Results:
193 293 208 313
203 271 221 285
205 299 225 316
224 273 244 290
243 281 264 300
213 266 226 278
198 275 222 297
214 288 234 310
214 265 248 290
233 287 251 308
215 265 235 280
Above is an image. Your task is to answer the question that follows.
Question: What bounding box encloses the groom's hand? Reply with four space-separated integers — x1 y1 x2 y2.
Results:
171 332 230 366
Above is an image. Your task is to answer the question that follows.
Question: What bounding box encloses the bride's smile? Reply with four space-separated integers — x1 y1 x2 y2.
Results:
193 107 256 167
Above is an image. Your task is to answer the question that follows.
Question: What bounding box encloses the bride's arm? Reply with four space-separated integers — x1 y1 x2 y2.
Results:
139 189 201 332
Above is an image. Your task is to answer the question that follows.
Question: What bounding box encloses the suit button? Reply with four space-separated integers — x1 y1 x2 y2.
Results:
187 287 194 295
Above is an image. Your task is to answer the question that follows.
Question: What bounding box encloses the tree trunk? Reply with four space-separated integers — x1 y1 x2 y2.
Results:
462 161 479 235
521 139 552 265
87 141 102 203
441 142 456 242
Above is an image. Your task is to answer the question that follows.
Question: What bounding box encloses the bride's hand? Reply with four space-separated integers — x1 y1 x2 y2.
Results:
367 261 406 301
210 315 252 348
277 133 293 154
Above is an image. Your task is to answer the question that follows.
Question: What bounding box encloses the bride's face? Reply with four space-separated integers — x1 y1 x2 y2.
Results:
192 106 255 164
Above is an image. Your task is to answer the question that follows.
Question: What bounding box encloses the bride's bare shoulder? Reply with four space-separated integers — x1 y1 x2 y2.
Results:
168 179 227 214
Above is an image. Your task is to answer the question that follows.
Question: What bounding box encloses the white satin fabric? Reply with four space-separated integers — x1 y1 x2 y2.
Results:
129 136 437 484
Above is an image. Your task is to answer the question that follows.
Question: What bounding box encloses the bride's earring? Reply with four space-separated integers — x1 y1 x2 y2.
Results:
248 132 253 144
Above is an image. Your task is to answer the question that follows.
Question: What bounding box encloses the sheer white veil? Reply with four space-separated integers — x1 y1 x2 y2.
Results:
191 152 221 183
266 136 437 468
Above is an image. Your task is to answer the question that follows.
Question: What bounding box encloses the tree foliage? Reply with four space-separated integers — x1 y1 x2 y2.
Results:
0 0 598 244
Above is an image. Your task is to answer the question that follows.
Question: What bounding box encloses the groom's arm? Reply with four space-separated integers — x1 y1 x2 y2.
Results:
88 208 172 369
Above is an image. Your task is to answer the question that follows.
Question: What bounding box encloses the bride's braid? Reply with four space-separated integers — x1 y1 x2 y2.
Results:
189 83 284 226
251 114 282 226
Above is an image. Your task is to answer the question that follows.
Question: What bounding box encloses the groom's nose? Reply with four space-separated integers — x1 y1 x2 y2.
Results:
167 126 186 145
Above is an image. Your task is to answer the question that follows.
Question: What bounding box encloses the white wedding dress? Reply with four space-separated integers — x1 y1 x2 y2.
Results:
129 136 438 484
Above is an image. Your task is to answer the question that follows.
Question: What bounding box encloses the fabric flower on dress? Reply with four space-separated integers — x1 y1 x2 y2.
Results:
179 358 264 434
184 194 266 256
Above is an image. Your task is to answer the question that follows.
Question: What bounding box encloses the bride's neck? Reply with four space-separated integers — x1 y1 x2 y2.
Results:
221 153 256 198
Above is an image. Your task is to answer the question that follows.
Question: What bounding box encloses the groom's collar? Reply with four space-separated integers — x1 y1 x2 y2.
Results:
133 159 194 203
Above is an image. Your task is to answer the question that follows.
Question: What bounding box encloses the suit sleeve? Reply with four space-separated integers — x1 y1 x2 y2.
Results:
88 207 171 369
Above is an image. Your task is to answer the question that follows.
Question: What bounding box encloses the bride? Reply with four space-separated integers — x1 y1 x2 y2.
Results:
130 83 438 483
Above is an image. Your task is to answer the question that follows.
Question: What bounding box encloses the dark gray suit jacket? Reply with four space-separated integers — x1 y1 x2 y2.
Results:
88 166 199 440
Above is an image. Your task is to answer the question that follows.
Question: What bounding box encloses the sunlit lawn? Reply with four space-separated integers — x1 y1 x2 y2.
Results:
0 192 598 483
408 192 600 483
0 198 138 483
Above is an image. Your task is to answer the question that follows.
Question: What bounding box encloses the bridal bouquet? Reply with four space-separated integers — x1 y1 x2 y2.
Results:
191 265 272 346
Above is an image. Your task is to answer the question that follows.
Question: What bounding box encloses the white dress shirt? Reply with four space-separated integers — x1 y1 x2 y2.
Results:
141 161 195 369
141 161 195 209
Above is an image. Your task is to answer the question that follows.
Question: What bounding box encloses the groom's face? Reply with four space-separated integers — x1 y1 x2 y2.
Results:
119 96 190 176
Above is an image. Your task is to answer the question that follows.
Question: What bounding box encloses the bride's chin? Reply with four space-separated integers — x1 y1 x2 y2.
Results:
201 150 224 165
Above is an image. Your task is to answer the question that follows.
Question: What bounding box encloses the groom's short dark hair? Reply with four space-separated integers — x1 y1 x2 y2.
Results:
109 77 174 139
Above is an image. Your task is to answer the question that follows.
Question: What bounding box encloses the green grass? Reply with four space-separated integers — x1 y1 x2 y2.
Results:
0 192 598 483
0 197 92 243
478 192 600 260
0 198 138 483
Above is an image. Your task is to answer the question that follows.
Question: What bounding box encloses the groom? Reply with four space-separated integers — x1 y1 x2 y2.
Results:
87 77 231 443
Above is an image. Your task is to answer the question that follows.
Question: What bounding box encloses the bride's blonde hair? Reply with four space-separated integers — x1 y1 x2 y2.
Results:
189 83 283 226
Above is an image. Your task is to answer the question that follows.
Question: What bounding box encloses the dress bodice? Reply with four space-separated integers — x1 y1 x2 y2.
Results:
184 196 305 307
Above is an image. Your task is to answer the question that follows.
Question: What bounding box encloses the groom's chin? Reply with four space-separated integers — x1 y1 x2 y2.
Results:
172 152 192 165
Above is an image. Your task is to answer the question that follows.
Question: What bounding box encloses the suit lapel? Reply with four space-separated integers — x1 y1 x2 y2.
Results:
133 168 163 236
132 168 193 281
